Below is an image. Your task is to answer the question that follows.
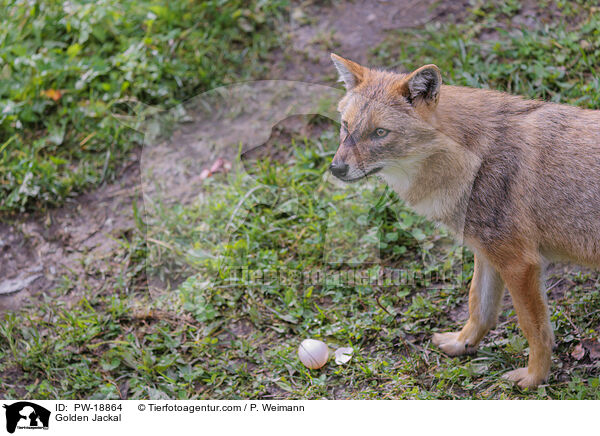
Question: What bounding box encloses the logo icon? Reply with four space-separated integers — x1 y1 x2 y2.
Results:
3 402 50 434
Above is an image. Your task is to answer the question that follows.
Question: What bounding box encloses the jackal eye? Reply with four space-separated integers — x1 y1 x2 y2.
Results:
342 121 349 131
372 128 389 138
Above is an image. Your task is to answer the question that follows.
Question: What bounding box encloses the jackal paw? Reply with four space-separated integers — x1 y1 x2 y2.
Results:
503 367 544 389
432 332 477 356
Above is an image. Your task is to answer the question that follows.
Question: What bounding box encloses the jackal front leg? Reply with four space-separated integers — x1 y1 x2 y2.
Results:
433 254 505 356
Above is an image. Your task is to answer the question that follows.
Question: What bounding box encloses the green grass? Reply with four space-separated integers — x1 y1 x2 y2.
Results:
0 0 286 212
2 1 600 399
373 0 600 108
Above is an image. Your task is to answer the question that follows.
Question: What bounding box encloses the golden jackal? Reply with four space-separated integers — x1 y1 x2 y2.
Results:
329 53 600 388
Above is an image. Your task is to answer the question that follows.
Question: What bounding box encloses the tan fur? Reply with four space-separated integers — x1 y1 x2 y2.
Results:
330 53 600 388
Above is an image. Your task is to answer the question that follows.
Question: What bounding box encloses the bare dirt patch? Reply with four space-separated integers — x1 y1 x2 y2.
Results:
0 152 142 313
270 0 469 82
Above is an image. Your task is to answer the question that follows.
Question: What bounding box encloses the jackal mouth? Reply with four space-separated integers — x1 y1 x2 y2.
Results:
337 166 383 183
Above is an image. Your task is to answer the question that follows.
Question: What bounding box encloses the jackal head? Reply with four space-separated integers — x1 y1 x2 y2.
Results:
329 54 443 186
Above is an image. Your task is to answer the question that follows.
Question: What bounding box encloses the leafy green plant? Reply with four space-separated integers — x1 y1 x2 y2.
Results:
0 0 287 211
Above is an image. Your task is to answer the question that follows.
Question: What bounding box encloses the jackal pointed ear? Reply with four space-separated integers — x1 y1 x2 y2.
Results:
401 64 442 106
331 53 366 90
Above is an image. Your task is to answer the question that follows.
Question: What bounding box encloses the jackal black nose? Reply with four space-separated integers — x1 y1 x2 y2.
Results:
329 162 349 178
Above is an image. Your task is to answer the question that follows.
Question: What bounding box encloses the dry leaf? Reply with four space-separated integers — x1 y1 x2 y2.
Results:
199 158 231 182
209 157 231 174
41 89 62 102
582 338 600 360
572 343 585 360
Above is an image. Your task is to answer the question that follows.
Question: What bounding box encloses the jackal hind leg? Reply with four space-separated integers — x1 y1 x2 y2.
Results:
499 261 553 388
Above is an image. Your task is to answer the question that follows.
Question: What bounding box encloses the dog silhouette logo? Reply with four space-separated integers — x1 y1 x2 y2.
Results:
3 402 50 433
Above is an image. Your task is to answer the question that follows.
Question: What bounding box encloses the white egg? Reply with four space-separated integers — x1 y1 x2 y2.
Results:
298 339 329 369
